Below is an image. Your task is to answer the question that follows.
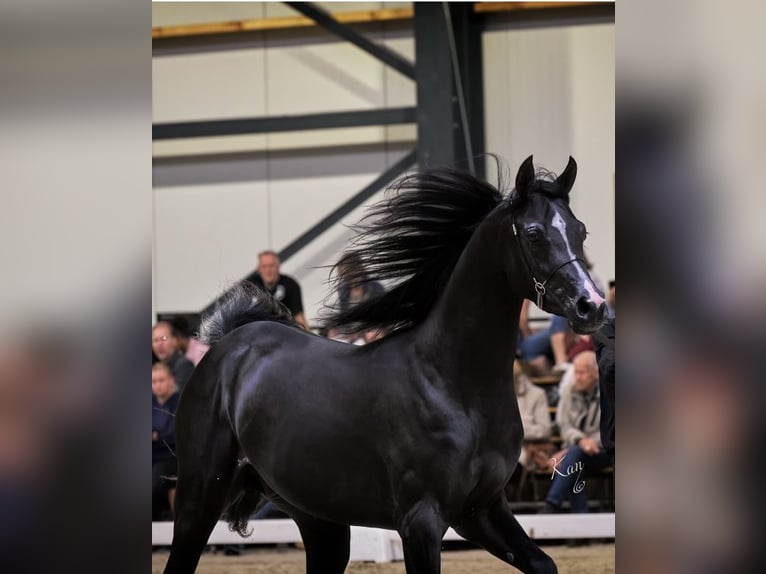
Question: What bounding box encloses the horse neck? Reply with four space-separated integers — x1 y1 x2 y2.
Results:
418 209 524 390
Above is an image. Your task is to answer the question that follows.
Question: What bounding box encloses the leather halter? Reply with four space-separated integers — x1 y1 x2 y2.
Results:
511 219 584 309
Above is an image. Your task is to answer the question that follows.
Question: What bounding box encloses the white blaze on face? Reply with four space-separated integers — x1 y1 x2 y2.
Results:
550 208 605 307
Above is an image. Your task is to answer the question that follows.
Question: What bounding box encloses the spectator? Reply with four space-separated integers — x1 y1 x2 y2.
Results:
151 321 195 391
183 335 209 367
514 361 553 468
169 317 209 367
518 260 607 375
541 350 612 514
518 300 573 374
327 252 385 344
244 250 308 329
152 362 179 521
335 252 384 313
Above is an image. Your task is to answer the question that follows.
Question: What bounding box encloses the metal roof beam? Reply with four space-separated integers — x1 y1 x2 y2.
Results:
283 2 416 80
153 107 417 140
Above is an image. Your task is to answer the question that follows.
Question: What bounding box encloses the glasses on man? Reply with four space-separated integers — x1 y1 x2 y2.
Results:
152 335 170 344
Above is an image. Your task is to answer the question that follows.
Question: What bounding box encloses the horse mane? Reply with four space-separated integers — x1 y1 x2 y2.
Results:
321 166 510 334
199 281 297 346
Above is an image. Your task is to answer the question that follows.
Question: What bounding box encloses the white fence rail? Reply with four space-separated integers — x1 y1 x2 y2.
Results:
152 513 615 563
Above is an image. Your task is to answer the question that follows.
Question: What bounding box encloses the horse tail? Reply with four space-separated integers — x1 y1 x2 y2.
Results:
199 281 296 346
222 460 264 537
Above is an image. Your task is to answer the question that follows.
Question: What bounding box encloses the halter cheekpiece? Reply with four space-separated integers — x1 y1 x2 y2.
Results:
512 221 583 309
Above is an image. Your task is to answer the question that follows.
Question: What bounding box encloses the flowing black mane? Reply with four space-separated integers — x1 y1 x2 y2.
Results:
322 168 508 334
199 281 297 345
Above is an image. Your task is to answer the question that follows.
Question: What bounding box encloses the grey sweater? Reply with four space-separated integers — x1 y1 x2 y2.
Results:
556 382 601 447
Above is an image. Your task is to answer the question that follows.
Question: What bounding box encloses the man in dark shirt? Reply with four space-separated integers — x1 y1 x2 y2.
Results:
244 250 308 329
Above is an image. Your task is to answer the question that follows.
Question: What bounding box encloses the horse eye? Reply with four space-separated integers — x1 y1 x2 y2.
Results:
526 227 543 242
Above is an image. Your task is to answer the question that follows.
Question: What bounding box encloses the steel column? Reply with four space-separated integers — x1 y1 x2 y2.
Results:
413 3 485 177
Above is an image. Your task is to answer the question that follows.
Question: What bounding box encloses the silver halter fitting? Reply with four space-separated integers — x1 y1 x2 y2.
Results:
534 279 546 308
513 220 582 310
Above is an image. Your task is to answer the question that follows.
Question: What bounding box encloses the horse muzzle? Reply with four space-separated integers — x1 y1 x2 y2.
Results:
569 293 607 334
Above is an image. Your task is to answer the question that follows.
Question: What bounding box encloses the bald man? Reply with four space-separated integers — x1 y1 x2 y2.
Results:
541 351 613 514
244 250 308 329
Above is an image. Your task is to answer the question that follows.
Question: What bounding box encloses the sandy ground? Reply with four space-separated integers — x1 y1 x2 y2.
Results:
152 543 614 573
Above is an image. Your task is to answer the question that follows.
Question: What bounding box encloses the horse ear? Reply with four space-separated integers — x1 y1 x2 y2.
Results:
555 156 578 196
515 155 535 196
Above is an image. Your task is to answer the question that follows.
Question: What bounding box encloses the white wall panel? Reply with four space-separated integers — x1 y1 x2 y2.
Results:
265 38 385 115
484 27 573 175
568 25 615 285
152 47 267 122
153 180 271 312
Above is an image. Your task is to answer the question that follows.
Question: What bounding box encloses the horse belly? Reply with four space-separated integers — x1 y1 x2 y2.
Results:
271 465 397 528
237 398 398 528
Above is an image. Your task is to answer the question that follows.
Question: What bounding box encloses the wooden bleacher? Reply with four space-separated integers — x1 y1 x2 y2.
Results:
508 370 614 512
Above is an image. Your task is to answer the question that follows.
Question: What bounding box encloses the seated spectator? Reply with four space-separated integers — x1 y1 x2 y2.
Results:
335 252 384 312
517 300 573 374
555 333 602 414
152 321 195 391
514 361 553 469
152 362 179 521
169 317 209 366
541 350 612 514
565 334 595 363
327 252 385 344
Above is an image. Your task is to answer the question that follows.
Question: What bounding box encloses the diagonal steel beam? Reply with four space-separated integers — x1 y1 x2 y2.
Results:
284 2 415 80
200 150 417 317
153 107 416 140
278 149 417 262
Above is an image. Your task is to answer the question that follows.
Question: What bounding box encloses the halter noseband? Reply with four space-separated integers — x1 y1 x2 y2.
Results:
511 221 584 309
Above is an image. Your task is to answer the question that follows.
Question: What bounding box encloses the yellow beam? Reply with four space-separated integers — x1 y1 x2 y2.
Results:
152 3 609 40
474 2 607 13
152 7 414 39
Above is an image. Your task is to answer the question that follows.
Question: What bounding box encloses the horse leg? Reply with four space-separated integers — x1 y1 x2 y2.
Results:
292 514 350 574
454 497 557 574
163 403 239 573
398 502 446 574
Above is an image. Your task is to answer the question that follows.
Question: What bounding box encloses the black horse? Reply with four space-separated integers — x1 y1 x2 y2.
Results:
164 156 607 574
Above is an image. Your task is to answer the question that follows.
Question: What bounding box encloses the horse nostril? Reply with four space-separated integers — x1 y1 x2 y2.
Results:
576 296 593 318
596 302 606 322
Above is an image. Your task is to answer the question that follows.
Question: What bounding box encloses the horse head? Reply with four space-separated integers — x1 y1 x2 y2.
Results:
504 155 606 334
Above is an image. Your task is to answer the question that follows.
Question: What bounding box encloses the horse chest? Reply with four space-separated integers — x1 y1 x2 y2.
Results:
406 422 518 503
454 418 521 497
